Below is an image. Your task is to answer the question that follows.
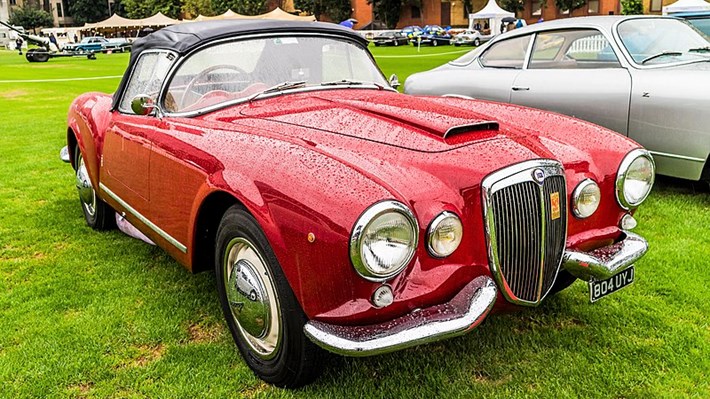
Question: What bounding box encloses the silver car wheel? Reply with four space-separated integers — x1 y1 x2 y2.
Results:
75 152 97 218
223 237 282 360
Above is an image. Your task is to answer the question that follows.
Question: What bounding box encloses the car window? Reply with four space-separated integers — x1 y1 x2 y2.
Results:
617 18 710 65
529 29 621 69
688 18 710 36
165 36 387 114
480 35 531 69
119 51 175 114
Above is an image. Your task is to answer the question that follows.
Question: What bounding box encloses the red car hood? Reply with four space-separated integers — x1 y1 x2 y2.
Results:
233 89 515 152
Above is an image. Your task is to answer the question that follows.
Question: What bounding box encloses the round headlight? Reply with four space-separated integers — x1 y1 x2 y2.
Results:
616 149 655 209
572 179 601 219
427 212 463 258
350 201 419 282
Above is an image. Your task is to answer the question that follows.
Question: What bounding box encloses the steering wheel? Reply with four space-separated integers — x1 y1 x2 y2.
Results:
179 64 247 110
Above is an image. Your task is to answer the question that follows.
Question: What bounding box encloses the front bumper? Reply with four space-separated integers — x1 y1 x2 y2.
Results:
562 230 648 282
304 276 497 356
304 230 647 357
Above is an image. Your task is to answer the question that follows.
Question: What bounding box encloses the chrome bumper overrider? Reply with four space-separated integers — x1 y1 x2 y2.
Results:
562 230 648 282
303 276 497 356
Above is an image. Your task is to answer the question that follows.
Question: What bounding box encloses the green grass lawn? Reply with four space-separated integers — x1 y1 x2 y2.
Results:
0 47 708 398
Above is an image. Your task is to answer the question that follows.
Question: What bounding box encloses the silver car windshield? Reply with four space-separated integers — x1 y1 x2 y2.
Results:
164 36 387 114
617 19 710 65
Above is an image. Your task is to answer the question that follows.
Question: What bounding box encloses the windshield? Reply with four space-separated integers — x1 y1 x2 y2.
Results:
686 17 710 36
617 18 710 65
164 36 387 113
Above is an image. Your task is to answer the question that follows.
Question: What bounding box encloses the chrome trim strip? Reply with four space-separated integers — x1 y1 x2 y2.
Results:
481 159 567 306
99 183 188 253
647 150 705 163
303 276 497 356
562 230 648 282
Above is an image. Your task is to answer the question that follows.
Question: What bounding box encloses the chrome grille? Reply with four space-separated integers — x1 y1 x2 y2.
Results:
482 160 567 306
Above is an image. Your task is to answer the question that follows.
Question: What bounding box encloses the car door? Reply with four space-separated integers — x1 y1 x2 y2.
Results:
467 34 532 103
101 51 175 219
510 29 632 135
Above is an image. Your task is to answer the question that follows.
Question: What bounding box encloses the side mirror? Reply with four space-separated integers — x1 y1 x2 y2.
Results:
131 94 156 116
389 74 400 89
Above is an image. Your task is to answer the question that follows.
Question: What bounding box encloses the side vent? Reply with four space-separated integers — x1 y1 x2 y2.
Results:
443 121 499 139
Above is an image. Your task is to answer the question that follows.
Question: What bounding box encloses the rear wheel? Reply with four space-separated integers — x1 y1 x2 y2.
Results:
474 38 481 46
394 40 399 46
215 206 323 388
74 146 114 230
432 40 438 47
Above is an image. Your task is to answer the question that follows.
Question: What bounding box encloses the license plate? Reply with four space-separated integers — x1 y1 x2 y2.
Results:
589 266 634 303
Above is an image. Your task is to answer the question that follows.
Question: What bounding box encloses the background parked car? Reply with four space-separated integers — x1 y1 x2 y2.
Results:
373 31 409 46
101 37 132 53
415 25 452 46
405 16 710 182
63 36 107 53
401 25 423 39
452 29 483 46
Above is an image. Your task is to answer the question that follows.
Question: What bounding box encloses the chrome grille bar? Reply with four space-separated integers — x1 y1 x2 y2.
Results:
482 160 568 306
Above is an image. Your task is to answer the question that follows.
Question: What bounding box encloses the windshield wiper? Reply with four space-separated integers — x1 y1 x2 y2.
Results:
246 80 307 102
688 46 710 53
641 51 683 64
321 79 385 89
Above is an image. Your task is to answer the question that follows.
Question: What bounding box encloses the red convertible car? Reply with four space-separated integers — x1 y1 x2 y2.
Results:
63 20 654 387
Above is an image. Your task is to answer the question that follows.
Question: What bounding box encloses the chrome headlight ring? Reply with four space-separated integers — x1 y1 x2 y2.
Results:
349 200 419 282
427 211 463 258
616 149 655 210
571 179 601 219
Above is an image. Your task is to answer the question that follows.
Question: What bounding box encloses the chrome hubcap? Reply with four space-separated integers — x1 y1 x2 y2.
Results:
75 153 96 217
224 237 281 359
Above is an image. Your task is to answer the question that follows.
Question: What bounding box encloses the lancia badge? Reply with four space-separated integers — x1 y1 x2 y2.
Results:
550 192 561 220
532 168 545 184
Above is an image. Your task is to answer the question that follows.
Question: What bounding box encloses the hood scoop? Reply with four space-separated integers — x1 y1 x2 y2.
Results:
443 121 499 139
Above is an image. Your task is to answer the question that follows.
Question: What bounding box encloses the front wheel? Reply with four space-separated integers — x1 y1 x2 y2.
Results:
432 40 438 47
74 146 114 230
474 38 481 46
215 206 323 388
549 270 578 295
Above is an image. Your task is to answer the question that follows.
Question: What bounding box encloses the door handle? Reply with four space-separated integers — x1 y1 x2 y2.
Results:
512 87 530 91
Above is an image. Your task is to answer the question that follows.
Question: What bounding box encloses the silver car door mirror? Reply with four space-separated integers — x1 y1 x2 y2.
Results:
389 74 400 89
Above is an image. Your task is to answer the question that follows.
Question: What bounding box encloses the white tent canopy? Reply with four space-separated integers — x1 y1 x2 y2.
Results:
192 7 316 22
663 0 710 14
468 0 515 38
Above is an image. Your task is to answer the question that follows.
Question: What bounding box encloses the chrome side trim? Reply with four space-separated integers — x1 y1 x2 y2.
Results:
303 276 497 356
562 230 647 282
647 150 705 163
99 183 188 253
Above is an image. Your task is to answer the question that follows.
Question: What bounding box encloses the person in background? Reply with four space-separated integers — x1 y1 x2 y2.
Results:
73 33 78 43
474 21 482 31
15 37 23 55
49 33 57 46
515 19 524 29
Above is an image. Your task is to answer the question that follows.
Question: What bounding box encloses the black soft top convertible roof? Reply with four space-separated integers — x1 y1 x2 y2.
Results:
113 20 369 110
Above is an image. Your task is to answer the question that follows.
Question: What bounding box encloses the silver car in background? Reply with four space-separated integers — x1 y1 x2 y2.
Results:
405 16 710 182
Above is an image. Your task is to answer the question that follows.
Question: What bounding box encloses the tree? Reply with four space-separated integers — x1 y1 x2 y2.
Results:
121 0 182 19
213 0 267 15
294 0 351 22
8 3 54 32
370 0 402 29
182 0 214 17
69 0 109 24
554 0 586 15
620 0 643 15
500 0 524 17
